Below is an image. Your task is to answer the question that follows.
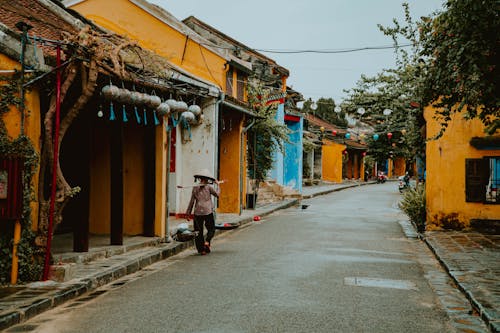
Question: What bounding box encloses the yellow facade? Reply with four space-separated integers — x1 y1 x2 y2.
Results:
425 107 500 228
68 0 227 89
0 54 41 230
218 111 243 213
321 140 345 183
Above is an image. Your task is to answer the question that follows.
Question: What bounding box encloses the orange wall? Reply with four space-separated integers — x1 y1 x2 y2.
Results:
425 107 500 227
321 141 345 183
1 54 41 230
218 112 242 213
68 0 227 89
393 157 406 177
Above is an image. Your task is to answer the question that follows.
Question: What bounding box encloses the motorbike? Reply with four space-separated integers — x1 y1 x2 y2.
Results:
376 172 387 183
398 174 411 193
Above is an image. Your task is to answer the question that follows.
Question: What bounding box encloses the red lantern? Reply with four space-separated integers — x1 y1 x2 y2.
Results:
343 150 348 155
387 132 393 139
332 130 337 136
362 151 367 157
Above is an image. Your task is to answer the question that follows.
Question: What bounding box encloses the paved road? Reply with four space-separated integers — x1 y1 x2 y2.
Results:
10 183 454 333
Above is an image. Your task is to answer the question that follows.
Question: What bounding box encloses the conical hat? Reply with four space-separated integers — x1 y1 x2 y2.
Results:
194 168 215 181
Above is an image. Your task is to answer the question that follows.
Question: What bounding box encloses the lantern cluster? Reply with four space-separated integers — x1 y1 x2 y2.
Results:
100 84 203 126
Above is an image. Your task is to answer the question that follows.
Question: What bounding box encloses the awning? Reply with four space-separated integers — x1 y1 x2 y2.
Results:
221 99 260 118
470 136 500 150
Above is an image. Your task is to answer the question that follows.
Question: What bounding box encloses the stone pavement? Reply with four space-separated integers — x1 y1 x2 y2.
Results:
0 180 498 332
425 231 500 333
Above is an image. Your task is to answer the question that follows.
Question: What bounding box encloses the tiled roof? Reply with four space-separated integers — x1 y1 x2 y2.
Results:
0 0 78 58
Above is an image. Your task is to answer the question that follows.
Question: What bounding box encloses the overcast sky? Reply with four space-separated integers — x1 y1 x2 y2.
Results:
149 0 444 103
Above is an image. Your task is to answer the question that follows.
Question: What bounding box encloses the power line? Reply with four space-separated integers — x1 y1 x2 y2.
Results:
201 42 411 54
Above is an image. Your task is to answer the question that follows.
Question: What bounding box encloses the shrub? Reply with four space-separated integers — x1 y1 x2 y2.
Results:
398 184 426 232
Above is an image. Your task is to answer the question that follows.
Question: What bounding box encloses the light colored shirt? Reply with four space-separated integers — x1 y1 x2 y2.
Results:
186 184 220 216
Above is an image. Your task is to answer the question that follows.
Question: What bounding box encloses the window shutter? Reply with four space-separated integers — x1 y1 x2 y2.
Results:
225 68 233 97
236 71 246 101
465 158 487 202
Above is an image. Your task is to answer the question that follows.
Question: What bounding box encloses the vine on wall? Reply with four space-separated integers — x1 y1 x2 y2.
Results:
0 74 42 284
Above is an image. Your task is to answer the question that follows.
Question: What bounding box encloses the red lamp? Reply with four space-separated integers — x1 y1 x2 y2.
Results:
332 130 337 136
387 132 393 139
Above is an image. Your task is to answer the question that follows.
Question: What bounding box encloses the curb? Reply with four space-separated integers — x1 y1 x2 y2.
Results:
0 185 356 331
423 237 499 333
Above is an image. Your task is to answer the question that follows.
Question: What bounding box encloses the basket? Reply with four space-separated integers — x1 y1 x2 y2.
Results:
174 230 198 242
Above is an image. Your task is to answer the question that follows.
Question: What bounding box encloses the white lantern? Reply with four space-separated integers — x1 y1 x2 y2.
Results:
156 102 171 117
181 111 196 124
176 101 188 113
188 104 202 117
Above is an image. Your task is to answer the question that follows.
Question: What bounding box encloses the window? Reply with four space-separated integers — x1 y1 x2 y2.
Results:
225 68 233 97
236 71 246 101
466 157 500 203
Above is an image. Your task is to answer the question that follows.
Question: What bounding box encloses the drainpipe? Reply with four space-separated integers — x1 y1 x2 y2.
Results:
214 92 224 212
164 117 173 243
240 118 256 215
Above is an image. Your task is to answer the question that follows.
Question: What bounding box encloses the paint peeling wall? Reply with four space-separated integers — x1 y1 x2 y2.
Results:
0 53 41 229
425 107 500 227
175 100 217 215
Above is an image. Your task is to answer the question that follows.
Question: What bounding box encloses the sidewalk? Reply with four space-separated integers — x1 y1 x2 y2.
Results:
0 180 498 332
424 231 499 333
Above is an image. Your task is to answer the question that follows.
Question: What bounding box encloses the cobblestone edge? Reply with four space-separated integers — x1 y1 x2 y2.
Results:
423 236 499 333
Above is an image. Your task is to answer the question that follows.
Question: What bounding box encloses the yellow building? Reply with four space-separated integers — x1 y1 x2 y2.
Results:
64 0 255 217
425 107 500 229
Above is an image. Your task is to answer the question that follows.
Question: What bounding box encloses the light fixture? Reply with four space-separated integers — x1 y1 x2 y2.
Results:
383 108 392 116
357 107 365 115
334 106 342 113
311 102 317 110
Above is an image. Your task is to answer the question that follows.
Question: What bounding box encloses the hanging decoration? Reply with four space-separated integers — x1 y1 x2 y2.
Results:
373 134 379 141
345 133 351 139
387 132 393 139
109 101 116 121
97 105 104 118
332 130 337 136
122 105 128 122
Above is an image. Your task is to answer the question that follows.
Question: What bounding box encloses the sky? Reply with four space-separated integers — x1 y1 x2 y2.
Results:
149 0 444 103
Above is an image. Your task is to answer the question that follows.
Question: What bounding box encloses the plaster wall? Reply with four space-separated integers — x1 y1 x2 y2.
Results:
269 104 285 184
425 107 500 226
1 54 41 230
322 141 345 183
218 110 243 213
284 118 303 191
68 0 227 88
175 100 217 214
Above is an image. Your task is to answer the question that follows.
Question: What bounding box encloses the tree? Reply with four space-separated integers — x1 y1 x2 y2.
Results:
246 80 290 183
382 1 499 135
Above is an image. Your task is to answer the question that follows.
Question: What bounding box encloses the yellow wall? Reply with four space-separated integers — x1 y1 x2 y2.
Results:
425 107 500 228
89 123 110 234
1 54 41 230
321 141 345 183
122 125 145 235
68 0 227 89
218 112 243 213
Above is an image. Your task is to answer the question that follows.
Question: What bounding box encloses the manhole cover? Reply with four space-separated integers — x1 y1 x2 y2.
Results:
344 277 418 290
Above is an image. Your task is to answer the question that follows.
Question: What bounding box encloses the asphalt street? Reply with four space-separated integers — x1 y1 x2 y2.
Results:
13 183 454 333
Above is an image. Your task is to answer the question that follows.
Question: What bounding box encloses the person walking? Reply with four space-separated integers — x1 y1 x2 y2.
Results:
185 169 220 255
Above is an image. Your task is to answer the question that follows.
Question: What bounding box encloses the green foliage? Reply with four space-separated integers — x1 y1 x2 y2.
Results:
0 75 42 284
419 0 499 135
246 80 290 182
398 184 426 232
